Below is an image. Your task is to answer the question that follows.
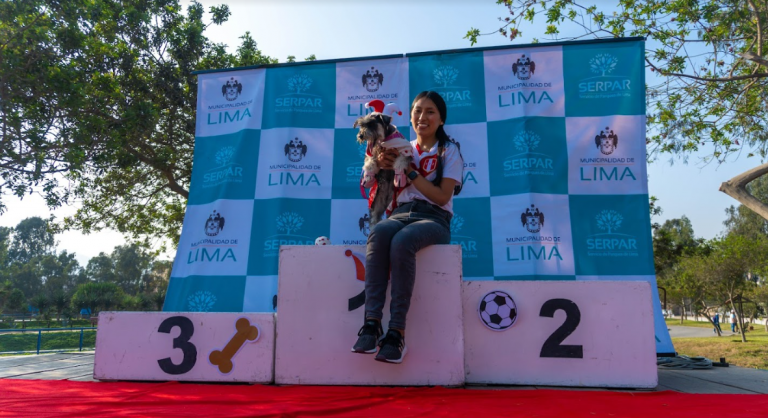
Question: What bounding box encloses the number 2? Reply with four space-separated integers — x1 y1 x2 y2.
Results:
539 299 583 359
157 316 198 374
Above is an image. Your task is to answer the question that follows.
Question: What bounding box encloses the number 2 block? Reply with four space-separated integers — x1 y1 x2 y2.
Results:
462 280 657 388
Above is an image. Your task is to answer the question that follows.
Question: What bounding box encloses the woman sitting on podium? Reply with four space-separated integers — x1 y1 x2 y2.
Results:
352 91 464 364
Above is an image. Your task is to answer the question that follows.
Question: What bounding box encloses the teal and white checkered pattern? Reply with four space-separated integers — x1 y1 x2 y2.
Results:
164 39 674 354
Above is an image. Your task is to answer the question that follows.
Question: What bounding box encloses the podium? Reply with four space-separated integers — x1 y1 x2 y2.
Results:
94 245 657 388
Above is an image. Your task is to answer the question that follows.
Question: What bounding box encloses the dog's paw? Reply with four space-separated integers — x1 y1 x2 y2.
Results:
394 172 407 188
362 171 376 188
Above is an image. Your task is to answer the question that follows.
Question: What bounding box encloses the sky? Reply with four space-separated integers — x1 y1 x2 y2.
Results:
0 0 761 266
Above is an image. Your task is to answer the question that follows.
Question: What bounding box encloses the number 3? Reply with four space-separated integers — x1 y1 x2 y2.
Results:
539 299 584 359
157 316 198 374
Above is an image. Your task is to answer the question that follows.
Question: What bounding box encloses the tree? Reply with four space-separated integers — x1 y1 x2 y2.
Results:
5 288 25 314
111 244 153 294
7 217 55 264
696 234 768 342
85 253 116 284
71 282 124 315
467 0 768 221
1 0 280 244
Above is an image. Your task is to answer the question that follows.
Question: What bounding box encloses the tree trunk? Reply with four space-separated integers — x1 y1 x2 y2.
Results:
729 298 748 343
720 162 768 222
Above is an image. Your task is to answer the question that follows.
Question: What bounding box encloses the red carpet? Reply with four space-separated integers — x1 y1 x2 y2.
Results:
0 379 765 418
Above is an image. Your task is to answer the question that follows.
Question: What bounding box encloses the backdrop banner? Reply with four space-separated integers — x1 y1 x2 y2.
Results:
164 38 675 355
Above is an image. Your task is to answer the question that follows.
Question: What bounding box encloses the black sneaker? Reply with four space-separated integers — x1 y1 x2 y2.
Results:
351 320 383 354
375 329 407 364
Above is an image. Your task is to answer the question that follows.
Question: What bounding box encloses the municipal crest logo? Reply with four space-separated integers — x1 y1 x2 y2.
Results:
204 210 225 236
521 204 545 233
362 66 384 92
285 137 308 162
595 126 619 155
359 213 371 237
590 54 618 76
512 54 535 80
595 209 623 234
433 65 459 87
222 77 243 101
513 130 541 152
287 73 313 94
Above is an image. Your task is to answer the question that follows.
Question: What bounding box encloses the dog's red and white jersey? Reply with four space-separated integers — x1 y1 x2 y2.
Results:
396 139 463 215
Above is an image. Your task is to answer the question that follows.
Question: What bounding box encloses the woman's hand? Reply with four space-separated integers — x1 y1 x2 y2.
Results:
376 149 399 170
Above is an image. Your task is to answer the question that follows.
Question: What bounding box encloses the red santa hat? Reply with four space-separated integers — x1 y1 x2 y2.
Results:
365 100 402 117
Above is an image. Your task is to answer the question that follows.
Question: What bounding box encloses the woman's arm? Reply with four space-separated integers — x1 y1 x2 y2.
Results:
407 171 456 206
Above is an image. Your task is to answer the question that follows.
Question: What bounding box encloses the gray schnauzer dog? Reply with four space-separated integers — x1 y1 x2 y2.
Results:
354 102 412 226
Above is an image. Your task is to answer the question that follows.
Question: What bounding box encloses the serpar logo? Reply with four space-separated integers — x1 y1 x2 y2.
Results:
204 210 226 236
263 212 316 257
520 204 545 233
449 214 479 259
215 146 236 165
578 53 631 99
434 65 459 87
344 143 367 184
595 126 618 155
362 67 383 92
275 72 322 113
590 54 618 76
202 146 243 188
586 209 638 257
277 212 304 234
430 65 472 107
503 130 554 177
288 73 313 93
285 137 308 162
512 54 535 80
188 291 217 312
222 77 243 101
359 213 371 237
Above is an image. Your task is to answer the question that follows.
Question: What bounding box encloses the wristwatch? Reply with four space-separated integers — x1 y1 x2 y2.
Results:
407 170 419 181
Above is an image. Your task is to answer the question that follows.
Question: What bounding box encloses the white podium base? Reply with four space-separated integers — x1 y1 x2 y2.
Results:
274 245 465 386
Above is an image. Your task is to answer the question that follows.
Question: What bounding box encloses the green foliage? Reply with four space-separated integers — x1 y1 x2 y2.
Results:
0 0 282 244
5 288 25 314
7 217 55 264
469 0 768 164
70 282 124 314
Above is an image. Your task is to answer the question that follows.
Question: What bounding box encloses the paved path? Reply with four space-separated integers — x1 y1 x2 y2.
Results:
667 325 740 338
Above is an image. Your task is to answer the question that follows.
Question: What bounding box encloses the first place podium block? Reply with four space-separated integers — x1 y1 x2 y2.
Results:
274 245 465 386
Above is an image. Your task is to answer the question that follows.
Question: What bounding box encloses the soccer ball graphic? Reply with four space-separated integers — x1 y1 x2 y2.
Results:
314 236 331 245
478 290 517 331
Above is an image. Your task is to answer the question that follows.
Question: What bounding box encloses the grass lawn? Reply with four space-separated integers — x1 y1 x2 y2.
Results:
666 318 768 370
0 329 96 353
665 318 717 328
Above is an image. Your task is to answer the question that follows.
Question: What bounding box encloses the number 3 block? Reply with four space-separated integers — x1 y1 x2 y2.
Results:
463 281 657 388
94 312 275 383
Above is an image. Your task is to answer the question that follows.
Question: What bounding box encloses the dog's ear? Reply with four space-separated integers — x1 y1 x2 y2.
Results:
378 114 392 126
353 116 365 129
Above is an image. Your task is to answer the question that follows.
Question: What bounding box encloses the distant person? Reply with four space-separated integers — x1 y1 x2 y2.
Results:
730 311 737 332
712 312 722 334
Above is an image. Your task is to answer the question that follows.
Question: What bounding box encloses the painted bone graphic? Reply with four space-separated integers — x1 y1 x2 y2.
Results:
209 318 260 374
